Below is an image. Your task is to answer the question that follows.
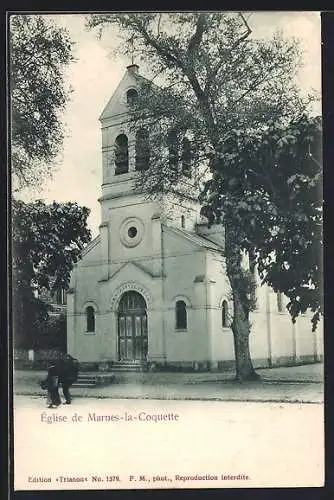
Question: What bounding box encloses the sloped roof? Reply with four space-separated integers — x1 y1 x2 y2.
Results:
80 234 101 257
164 225 223 252
99 66 155 122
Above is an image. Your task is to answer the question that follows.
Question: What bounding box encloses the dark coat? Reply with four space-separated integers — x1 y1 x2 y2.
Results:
58 356 79 386
46 365 59 390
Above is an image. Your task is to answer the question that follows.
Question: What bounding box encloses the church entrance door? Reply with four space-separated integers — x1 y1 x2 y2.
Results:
118 291 148 361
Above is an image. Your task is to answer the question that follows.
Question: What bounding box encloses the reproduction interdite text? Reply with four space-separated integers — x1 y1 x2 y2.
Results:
27 473 250 485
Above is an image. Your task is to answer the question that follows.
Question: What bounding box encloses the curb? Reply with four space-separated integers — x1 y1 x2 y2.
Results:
14 391 323 404
185 378 323 385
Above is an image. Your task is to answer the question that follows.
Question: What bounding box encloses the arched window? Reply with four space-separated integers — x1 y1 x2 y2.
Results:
135 129 150 171
114 134 129 175
222 300 229 327
176 300 187 329
168 129 179 173
181 137 192 177
86 306 95 332
127 88 138 106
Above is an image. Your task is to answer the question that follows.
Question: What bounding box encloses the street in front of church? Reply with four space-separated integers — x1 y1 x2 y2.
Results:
14 362 323 404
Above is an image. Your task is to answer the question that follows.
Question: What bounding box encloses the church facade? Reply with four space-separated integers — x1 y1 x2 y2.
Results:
66 65 323 371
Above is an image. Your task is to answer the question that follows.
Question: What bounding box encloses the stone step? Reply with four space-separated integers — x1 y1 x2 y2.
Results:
112 366 143 372
72 382 96 388
74 377 96 381
72 373 115 388
112 361 144 365
111 361 147 372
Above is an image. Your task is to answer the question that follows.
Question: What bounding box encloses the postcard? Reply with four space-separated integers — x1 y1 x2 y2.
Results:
11 11 324 491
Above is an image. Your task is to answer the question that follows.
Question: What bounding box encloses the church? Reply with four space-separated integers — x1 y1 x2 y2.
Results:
66 64 323 372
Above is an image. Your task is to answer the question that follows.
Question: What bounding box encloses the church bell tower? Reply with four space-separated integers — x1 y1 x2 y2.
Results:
97 64 201 276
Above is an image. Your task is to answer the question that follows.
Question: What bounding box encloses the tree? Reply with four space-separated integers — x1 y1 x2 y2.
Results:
12 199 91 348
10 15 74 191
201 114 322 329
87 13 322 381
38 313 67 351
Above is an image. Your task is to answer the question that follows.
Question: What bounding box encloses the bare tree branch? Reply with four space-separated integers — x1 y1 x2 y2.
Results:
132 18 185 69
187 13 207 58
230 67 286 107
157 13 162 38
238 12 252 39
204 14 252 95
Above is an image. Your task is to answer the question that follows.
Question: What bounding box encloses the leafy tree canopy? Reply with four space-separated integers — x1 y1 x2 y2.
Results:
10 15 74 190
12 200 91 348
201 113 322 329
13 199 91 292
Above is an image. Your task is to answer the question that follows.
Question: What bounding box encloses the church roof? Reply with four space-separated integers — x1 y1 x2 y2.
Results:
164 225 223 252
80 234 101 257
99 65 154 122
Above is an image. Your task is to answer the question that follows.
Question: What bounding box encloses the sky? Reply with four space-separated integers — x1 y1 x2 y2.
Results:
18 12 321 237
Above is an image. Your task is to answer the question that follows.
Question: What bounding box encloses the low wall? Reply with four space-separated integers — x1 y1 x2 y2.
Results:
14 348 64 370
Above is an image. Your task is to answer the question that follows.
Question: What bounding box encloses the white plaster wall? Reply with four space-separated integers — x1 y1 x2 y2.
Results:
210 323 235 362
295 314 318 359
69 267 102 363
160 194 200 231
107 198 161 266
163 231 209 362
206 253 234 362
249 311 271 363
270 314 295 360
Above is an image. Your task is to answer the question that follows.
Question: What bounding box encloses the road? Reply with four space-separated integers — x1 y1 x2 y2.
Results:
13 395 324 490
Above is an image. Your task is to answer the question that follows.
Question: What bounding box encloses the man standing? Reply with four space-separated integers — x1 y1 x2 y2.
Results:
45 364 61 408
58 354 79 404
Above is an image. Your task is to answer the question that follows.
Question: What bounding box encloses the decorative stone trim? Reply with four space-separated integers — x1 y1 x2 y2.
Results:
171 294 192 308
110 282 152 311
216 294 233 310
119 216 145 248
83 301 99 313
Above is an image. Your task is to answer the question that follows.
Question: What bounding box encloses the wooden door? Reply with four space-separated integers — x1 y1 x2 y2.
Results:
118 291 148 361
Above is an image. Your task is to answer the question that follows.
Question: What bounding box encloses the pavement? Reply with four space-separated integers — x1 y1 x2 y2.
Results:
13 362 324 404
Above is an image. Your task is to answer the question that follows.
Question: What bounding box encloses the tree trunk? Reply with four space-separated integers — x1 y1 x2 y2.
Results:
225 223 260 382
231 293 260 382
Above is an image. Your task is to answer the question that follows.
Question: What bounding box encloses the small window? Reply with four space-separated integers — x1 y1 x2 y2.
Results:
222 300 229 327
128 226 138 238
114 134 129 175
176 300 187 329
181 215 185 228
86 306 95 332
277 292 283 313
127 88 138 106
181 137 192 177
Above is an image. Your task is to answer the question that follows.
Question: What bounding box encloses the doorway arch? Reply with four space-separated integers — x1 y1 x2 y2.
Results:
118 291 148 361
